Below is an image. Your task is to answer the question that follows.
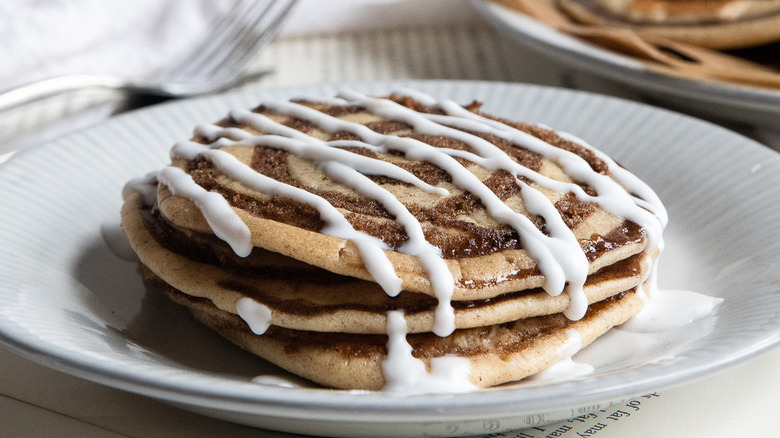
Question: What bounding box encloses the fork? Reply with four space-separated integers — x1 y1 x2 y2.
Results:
0 0 298 113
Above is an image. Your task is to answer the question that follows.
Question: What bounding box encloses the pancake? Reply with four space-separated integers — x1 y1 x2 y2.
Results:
123 192 654 334
153 273 644 390
557 0 780 49
151 93 661 306
120 89 667 390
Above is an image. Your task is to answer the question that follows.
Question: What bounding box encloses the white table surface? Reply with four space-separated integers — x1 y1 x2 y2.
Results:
1 3 779 437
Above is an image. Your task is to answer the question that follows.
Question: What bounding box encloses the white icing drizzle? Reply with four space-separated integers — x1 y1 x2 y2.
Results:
186 117 456 335
367 89 667 316
337 91 593 318
208 111 448 197
321 161 455 336
223 110 460 334
428 100 666 251
235 297 273 335
154 89 667 348
391 87 440 106
552 129 668 234
530 288 724 385
157 166 254 257
526 329 594 382
247 98 587 321
169 140 404 296
261 100 584 308
622 288 723 333
121 172 158 206
382 310 476 394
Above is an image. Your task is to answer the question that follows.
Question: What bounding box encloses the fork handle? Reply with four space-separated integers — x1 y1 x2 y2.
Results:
0 75 132 113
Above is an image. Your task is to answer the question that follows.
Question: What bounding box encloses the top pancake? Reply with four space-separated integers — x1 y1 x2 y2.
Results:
153 92 661 302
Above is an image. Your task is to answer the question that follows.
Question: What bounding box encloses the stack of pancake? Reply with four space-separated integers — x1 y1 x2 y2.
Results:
557 0 780 49
121 90 666 390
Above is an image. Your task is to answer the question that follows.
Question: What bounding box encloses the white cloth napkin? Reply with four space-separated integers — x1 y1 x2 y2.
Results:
0 0 235 91
0 0 473 92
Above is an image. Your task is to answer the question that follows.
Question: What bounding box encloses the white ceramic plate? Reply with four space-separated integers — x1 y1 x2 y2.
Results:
472 1 780 126
0 81 778 437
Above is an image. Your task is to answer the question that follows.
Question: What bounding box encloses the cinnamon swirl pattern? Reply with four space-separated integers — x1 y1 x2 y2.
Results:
121 90 666 390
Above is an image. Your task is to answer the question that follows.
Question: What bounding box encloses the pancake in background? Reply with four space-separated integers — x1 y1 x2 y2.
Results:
557 0 780 49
